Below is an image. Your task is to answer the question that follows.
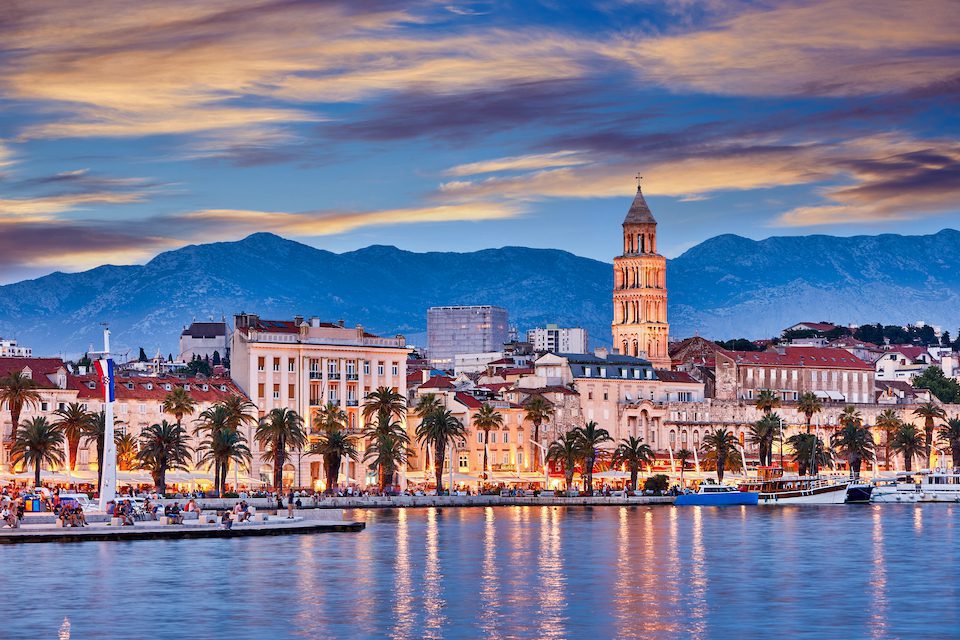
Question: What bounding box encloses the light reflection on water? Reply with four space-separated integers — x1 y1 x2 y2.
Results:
6 505 960 639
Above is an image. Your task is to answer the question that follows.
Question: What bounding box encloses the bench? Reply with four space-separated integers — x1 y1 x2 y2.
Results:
198 514 218 524
110 517 123 526
254 513 270 523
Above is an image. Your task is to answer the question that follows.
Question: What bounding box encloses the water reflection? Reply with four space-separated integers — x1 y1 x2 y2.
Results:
4 506 959 639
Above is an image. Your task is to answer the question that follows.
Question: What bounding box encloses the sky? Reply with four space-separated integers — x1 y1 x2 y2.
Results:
0 0 958 283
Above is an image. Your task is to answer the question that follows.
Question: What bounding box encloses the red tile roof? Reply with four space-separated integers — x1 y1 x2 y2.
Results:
454 392 484 409
0 357 67 389
790 322 837 332
885 345 933 362
488 358 515 365
500 367 534 377
719 347 873 370
418 375 455 390
69 375 245 402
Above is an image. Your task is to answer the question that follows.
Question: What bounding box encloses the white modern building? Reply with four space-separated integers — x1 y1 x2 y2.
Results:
0 338 31 358
527 324 588 353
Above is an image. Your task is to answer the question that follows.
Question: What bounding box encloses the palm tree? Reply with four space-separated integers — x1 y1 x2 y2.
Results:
676 448 692 485
749 414 781 467
413 393 443 419
472 403 504 480
755 389 780 415
523 396 554 472
363 428 412 491
10 417 65 487
797 392 822 433
891 422 925 472
53 402 93 472
913 402 947 464
831 418 875 478
875 408 901 471
255 408 307 490
786 433 833 476
546 431 581 490
362 386 407 424
938 418 960 471
572 421 611 495
839 406 862 429
115 432 140 471
415 408 466 495
220 394 258 433
612 436 654 491
138 420 192 495
161 387 198 428
313 402 348 434
311 428 359 495
0 371 42 458
701 428 739 482
196 407 252 496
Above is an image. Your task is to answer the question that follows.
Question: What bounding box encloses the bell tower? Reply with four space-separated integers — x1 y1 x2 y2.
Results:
612 180 670 369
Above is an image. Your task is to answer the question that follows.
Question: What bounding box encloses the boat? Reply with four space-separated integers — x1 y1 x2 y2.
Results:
845 482 873 504
739 467 850 505
674 483 758 506
872 470 960 503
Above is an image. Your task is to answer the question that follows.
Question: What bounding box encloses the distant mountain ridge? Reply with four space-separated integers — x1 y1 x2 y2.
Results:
2 229 960 357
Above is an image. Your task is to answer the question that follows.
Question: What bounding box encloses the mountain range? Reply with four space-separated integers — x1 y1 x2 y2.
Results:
2 229 960 357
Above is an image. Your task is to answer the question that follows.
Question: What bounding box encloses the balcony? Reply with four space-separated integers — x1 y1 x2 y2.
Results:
346 399 359 407
346 373 359 381
309 398 323 406
328 372 341 380
309 371 322 380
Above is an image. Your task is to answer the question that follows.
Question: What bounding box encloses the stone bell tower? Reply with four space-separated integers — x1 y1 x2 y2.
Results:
612 181 670 368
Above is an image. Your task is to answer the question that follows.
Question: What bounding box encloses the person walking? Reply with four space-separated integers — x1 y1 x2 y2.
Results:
286 489 295 519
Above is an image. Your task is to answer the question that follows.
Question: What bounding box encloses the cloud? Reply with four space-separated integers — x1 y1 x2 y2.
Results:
0 192 149 219
445 150 591 176
609 0 960 97
777 140 960 226
165 201 525 237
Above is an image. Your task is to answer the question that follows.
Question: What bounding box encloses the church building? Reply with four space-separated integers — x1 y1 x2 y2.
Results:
612 183 671 368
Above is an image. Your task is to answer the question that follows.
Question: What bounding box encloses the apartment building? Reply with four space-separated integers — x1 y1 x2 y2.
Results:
526 324 588 354
231 313 409 487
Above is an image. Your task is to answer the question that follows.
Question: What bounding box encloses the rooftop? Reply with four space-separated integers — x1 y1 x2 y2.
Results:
719 347 873 370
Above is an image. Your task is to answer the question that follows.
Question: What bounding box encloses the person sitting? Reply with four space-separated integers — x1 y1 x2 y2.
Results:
75 504 88 527
167 502 184 524
106 500 117 516
220 511 232 530
185 498 199 513
120 500 135 526
236 501 251 523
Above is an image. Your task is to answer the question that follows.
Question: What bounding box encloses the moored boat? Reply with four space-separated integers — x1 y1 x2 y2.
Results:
674 483 758 506
845 482 873 504
739 467 850 505
872 470 960 503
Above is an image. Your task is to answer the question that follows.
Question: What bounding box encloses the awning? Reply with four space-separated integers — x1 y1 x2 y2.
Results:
593 470 631 479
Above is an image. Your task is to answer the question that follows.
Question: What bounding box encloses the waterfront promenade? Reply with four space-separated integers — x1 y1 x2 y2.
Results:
183 494 674 511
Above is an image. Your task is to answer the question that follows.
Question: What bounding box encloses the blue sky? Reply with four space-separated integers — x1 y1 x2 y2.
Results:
0 0 958 282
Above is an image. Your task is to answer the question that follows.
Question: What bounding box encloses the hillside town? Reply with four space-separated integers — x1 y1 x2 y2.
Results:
2 183 959 495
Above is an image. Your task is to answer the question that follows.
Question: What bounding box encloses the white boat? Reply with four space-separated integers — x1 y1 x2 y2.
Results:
739 468 850 505
872 470 960 503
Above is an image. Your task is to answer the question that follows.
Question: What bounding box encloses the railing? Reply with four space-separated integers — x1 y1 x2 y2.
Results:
309 372 322 380
346 373 359 380
328 372 341 380
346 399 359 407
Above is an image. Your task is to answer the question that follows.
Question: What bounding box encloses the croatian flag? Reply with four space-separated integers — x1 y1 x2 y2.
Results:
94 358 115 402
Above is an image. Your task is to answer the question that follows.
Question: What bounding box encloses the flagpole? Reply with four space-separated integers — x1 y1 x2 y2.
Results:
97 327 118 512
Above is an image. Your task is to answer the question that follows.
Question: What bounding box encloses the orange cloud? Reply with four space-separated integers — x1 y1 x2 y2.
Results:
609 0 960 96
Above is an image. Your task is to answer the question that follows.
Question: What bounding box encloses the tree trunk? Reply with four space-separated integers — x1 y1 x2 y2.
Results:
952 444 960 471
34 459 41 488
806 415 812 434
565 468 573 490
221 459 230 496
213 460 221 496
585 453 595 496
97 443 105 493
630 466 638 492
482 429 489 480
274 445 284 491
433 444 445 495
905 453 913 472
326 453 340 495
717 453 726 481
925 419 934 463
68 435 80 472
533 420 541 471
157 467 167 496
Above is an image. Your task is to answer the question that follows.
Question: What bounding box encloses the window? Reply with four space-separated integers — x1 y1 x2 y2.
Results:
391 363 399 376
490 432 497 444
517 451 524 466
459 453 469 469
669 430 676 445
363 361 370 375
503 452 510 465
257 357 265 371
603 391 608 400
258 383 265 398
328 388 337 402
139 404 146 414
40 402 48 411
80 450 89 465
477 431 484 444
288 359 295 372
584 367 591 377
588 392 593 400
288 384 295 398
273 358 280 372
272 383 280 399
377 362 384 376
503 431 509 444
